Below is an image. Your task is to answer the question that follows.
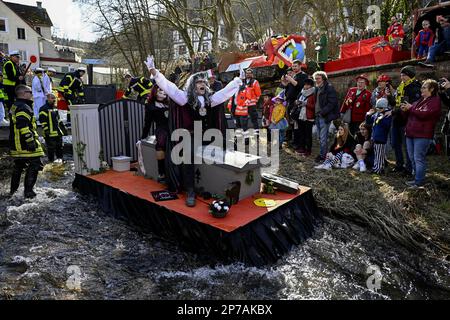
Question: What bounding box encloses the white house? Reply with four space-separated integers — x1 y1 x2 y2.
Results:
0 0 41 64
172 20 244 59
0 1 85 74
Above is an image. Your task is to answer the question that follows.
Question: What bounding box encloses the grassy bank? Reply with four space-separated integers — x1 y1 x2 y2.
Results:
278 146 450 257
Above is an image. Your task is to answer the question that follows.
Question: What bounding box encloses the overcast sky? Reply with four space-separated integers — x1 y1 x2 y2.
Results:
7 0 98 42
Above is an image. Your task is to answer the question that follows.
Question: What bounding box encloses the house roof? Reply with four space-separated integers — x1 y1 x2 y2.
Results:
3 1 53 28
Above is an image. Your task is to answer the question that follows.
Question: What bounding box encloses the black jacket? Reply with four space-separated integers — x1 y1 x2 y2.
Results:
39 102 66 138
9 99 45 158
141 102 169 139
393 79 422 127
58 71 85 103
330 134 356 157
315 81 340 123
285 72 308 103
125 77 153 98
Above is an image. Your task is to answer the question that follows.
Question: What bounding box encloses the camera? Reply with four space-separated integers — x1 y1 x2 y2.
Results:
438 78 447 88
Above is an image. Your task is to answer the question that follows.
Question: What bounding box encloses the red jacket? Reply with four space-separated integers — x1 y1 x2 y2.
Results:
305 93 316 120
404 96 441 139
387 22 405 39
340 88 372 123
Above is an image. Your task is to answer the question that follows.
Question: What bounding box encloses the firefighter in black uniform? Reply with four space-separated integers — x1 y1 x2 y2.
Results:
2 51 25 113
124 73 153 103
9 85 44 199
57 67 86 123
39 93 67 162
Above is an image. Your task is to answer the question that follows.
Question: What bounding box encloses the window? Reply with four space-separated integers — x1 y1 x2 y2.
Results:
178 45 187 56
61 66 69 73
19 50 27 61
0 43 9 54
173 31 179 41
17 28 26 40
219 26 225 37
202 43 209 52
0 18 7 32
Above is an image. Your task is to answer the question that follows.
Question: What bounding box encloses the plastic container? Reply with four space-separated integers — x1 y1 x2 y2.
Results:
111 156 132 172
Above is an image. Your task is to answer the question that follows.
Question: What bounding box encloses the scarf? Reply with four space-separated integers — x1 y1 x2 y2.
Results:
375 87 387 100
396 77 415 107
301 87 316 98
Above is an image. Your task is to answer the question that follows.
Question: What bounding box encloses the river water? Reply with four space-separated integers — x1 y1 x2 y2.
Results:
0 161 449 300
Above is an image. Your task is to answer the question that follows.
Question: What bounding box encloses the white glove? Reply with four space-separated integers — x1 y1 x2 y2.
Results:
239 66 246 80
144 55 155 70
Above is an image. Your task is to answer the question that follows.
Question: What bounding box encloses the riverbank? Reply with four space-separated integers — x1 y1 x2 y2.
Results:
278 146 450 258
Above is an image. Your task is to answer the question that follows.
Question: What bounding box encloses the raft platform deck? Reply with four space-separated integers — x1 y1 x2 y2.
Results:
73 170 321 266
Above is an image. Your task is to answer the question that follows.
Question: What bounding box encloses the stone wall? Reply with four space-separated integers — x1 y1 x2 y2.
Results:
328 57 450 99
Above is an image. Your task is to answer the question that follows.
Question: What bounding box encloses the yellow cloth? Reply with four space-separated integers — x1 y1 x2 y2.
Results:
271 103 286 124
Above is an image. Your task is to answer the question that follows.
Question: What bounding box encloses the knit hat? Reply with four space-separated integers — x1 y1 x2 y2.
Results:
401 66 416 78
375 98 389 110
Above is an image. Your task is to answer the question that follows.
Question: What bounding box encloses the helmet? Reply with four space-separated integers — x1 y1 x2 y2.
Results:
77 67 87 72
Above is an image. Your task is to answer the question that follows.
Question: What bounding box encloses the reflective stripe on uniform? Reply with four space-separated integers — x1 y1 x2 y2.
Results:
19 127 30 134
10 102 45 158
16 111 32 120
235 105 248 116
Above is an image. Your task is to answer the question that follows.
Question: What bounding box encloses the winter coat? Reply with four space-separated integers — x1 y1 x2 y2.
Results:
315 81 340 123
393 79 422 127
297 87 316 121
404 96 442 139
366 111 393 144
340 87 372 123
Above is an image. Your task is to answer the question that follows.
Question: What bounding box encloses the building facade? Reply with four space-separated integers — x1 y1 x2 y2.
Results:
0 1 85 74
0 0 41 64
172 21 244 59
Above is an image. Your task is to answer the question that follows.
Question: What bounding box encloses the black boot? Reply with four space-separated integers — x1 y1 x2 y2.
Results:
10 170 22 196
24 169 39 199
